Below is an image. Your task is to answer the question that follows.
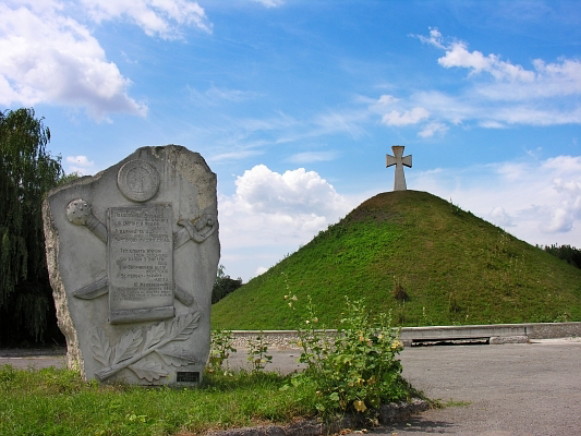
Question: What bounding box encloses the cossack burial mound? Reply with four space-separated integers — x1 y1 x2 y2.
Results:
212 191 581 329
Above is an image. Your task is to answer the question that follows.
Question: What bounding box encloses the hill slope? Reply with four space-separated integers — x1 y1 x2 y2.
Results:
212 191 581 329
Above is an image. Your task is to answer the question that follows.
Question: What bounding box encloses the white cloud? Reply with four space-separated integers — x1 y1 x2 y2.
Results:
415 27 446 49
287 151 338 164
438 42 535 82
80 0 211 38
0 2 147 120
0 0 211 119
382 107 430 126
490 206 514 227
219 165 353 280
251 0 285 7
382 28 581 135
187 85 258 106
418 121 448 138
233 164 348 215
312 110 369 139
65 155 96 175
412 154 581 247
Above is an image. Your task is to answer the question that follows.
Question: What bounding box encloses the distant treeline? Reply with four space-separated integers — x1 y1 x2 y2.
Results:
543 244 581 269
212 265 243 304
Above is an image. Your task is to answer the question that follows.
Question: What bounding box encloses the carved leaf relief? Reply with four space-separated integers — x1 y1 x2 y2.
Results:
143 322 165 350
156 348 198 367
115 328 144 363
91 328 112 366
129 361 169 382
93 311 201 381
168 312 200 341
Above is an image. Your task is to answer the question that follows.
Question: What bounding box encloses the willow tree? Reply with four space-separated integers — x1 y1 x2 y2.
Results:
0 108 63 345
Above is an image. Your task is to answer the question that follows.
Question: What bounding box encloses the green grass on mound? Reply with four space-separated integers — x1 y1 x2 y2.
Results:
213 191 581 329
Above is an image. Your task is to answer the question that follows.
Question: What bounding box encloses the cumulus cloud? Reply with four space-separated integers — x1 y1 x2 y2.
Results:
233 164 348 216
219 165 353 280
0 0 210 119
0 2 147 119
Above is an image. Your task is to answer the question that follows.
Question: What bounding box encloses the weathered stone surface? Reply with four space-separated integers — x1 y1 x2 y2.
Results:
43 145 219 385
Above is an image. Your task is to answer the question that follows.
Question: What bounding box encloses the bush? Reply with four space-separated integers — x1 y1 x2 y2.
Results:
285 295 414 420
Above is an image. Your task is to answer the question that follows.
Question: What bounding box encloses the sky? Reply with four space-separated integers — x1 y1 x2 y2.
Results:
1 0 580 281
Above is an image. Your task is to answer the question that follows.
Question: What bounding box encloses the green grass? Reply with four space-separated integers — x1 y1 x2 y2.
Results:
213 191 581 329
0 365 319 436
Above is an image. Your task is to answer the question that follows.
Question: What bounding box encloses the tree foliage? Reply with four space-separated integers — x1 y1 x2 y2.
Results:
543 244 581 269
212 265 243 304
0 108 64 345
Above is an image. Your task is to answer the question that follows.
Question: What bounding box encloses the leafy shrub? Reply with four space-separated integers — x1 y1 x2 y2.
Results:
286 295 413 420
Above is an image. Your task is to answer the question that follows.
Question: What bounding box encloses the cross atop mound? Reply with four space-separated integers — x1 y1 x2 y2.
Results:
386 145 412 191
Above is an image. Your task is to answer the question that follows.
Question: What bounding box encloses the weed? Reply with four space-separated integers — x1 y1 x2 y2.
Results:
247 333 272 372
392 277 410 302
208 329 236 375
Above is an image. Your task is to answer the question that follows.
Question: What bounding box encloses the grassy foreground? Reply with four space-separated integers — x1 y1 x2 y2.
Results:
213 191 581 329
0 365 318 436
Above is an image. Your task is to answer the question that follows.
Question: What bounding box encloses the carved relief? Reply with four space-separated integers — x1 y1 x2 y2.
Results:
117 159 161 202
91 311 201 382
44 146 219 385
65 197 217 323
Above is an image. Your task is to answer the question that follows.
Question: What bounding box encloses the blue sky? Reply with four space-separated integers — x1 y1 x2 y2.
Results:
2 0 580 281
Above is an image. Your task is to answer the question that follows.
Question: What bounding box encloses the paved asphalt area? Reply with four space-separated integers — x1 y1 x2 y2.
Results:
2 338 581 436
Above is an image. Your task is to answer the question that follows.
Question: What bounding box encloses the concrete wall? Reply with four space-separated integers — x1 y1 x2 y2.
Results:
227 322 581 349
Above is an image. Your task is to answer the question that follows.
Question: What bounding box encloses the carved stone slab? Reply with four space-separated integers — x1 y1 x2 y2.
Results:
43 146 219 386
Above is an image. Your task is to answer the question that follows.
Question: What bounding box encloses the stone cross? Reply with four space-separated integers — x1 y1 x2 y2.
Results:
386 145 412 191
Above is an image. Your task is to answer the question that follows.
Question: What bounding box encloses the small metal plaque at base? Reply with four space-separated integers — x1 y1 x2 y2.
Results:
177 372 200 383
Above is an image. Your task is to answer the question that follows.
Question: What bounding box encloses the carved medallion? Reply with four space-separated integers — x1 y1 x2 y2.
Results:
118 160 160 202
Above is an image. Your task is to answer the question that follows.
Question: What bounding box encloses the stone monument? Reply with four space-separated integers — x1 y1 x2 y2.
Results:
43 145 219 385
386 145 412 191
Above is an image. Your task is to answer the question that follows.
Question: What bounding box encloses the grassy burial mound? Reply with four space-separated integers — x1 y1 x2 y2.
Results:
212 191 581 329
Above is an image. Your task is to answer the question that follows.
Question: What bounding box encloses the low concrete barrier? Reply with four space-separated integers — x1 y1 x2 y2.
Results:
228 322 581 349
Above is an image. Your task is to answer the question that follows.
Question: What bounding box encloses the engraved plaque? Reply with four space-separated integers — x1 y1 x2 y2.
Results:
108 204 174 323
